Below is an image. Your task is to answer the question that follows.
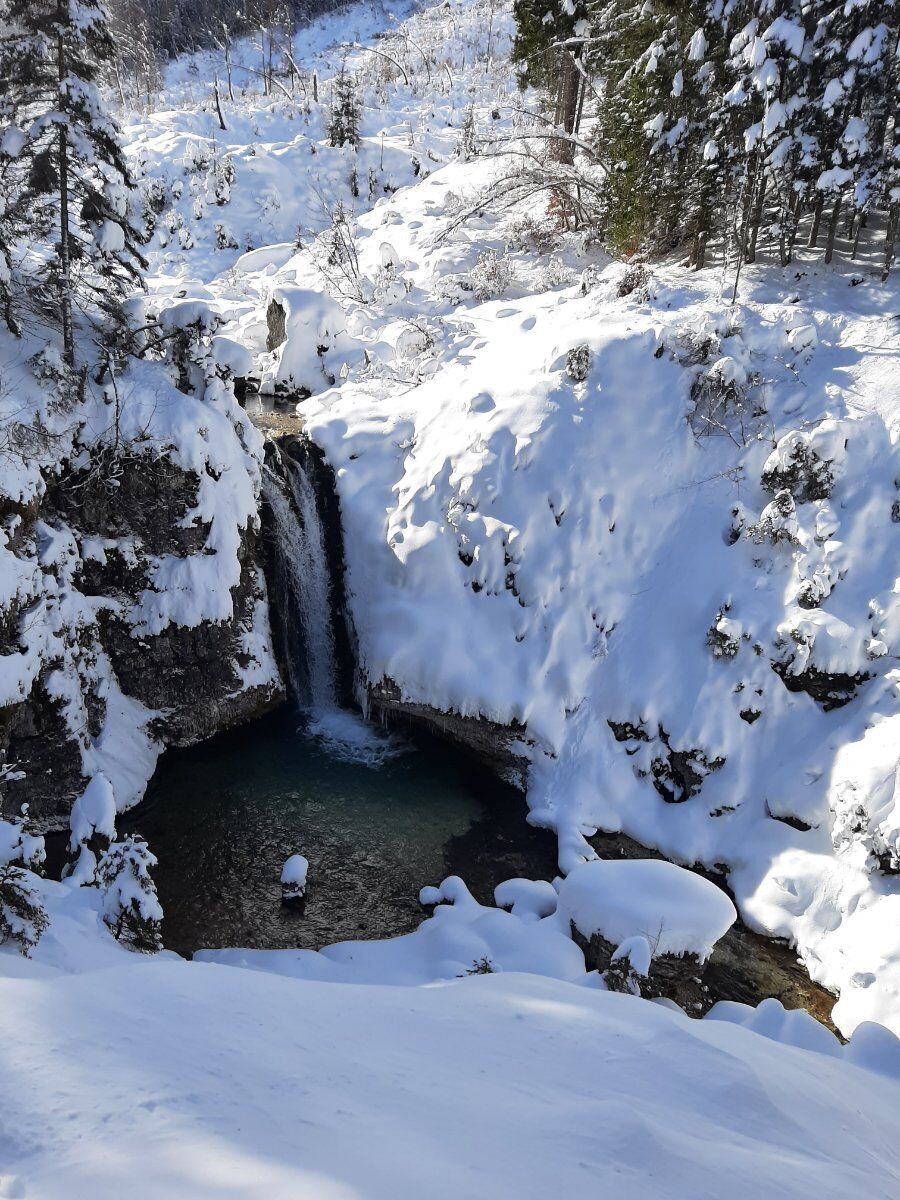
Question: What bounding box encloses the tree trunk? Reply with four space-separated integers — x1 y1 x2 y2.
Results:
550 49 580 166
691 225 707 270
824 195 842 264
781 189 802 265
213 79 227 130
746 172 767 263
884 204 898 282
57 26 74 369
807 195 824 247
850 210 865 260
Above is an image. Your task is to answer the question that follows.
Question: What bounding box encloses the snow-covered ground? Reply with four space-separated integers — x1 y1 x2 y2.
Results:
3 871 900 1199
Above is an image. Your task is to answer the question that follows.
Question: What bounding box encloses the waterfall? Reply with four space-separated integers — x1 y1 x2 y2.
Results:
263 455 338 713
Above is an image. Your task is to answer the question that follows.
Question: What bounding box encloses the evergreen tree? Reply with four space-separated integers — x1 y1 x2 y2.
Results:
97 834 163 952
808 0 899 266
513 0 588 164
327 69 360 149
0 0 147 364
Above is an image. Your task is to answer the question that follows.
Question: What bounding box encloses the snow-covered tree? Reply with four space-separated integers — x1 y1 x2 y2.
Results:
0 864 48 954
65 773 118 885
513 0 589 165
328 69 361 149
580 0 897 273
0 810 48 955
0 0 147 363
96 834 163 952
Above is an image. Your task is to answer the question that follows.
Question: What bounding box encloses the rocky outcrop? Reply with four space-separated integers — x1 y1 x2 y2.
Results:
0 450 281 830
586 828 838 1029
571 925 709 1013
368 678 531 788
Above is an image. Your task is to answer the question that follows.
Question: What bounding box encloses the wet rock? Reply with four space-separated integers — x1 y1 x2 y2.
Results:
586 828 838 1030
572 924 709 1013
369 678 531 789
266 297 288 352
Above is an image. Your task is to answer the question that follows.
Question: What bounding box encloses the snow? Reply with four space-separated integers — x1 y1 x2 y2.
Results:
611 934 652 977
68 774 117 851
280 853 309 898
556 860 737 961
493 876 559 920
3 880 900 1199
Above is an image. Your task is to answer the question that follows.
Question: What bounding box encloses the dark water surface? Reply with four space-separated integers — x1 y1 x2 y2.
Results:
128 706 558 957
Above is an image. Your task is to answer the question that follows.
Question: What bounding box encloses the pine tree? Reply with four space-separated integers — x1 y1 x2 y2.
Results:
810 0 899 267
513 0 589 164
96 834 163 952
0 0 147 364
327 69 360 150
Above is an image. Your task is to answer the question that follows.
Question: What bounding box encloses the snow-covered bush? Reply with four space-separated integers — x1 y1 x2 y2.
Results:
604 935 651 996
707 608 740 659
214 222 239 250
0 864 48 955
613 263 652 300
457 104 477 161
470 250 514 301
467 956 495 974
538 257 576 292
0 809 45 874
97 836 163 953
507 211 558 256
566 344 591 383
761 431 834 503
688 355 760 442
748 490 799 546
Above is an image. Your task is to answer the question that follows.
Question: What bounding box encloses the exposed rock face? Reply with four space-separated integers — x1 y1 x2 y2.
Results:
571 924 709 1013
266 297 288 353
368 678 531 789
586 829 838 1029
771 659 868 711
0 451 281 830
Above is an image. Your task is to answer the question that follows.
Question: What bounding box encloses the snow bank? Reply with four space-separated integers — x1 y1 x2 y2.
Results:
205 876 584 986
2 954 900 1200
556 859 737 961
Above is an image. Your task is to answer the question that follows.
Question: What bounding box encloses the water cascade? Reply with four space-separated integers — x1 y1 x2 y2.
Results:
263 450 339 713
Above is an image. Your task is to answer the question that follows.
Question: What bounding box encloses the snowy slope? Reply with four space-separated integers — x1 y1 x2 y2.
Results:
299 238 900 1034
2 951 900 1200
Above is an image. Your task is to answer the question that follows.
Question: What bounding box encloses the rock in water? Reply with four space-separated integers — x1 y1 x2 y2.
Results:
281 854 309 903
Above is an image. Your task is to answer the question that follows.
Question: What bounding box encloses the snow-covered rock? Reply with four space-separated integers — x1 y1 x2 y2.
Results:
280 853 309 901
556 859 737 962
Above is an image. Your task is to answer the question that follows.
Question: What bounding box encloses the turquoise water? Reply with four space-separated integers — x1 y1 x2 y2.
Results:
129 706 558 957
